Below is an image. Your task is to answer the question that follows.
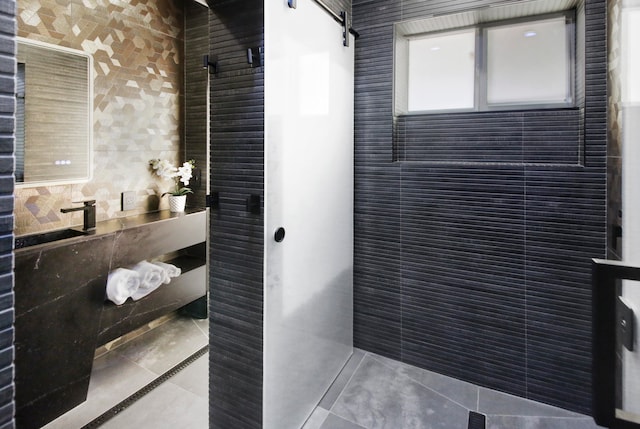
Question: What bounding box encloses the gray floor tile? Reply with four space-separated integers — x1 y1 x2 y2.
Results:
167 353 209 399
320 413 368 429
319 349 366 410
192 316 209 337
43 312 603 429
478 388 582 418
100 382 208 429
370 353 479 410
43 352 157 429
331 355 469 429
303 407 330 429
114 315 208 376
487 415 605 429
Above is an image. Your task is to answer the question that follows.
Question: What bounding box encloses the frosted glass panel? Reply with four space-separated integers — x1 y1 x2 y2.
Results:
487 17 569 105
622 8 640 103
264 1 354 429
408 30 475 111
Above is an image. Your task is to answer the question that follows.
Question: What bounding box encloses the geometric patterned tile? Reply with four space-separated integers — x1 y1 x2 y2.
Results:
15 0 185 236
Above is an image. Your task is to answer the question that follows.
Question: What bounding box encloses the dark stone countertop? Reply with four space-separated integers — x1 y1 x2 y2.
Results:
15 207 206 253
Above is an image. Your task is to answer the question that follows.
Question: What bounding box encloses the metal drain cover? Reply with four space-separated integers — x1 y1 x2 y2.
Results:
468 411 486 429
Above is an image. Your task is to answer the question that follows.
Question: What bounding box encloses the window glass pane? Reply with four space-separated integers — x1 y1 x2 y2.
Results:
408 29 476 112
487 17 569 105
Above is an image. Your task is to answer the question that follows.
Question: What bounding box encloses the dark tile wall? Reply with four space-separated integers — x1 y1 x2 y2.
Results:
208 1 264 428
397 109 582 165
0 1 16 429
352 0 606 415
0 0 14 427
185 2 209 209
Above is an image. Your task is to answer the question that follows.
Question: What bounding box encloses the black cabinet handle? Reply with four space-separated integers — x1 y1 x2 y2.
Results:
274 227 285 243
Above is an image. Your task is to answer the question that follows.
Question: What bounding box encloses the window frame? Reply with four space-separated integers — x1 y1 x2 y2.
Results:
397 10 576 116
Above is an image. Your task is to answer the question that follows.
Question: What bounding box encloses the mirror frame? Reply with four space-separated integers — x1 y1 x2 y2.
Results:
15 37 93 188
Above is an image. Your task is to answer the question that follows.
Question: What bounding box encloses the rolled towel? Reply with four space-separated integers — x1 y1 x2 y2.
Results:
106 268 141 305
151 261 181 283
131 260 165 301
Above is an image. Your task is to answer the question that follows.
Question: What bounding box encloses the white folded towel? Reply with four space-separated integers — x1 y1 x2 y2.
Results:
106 268 141 305
131 260 165 301
151 261 181 283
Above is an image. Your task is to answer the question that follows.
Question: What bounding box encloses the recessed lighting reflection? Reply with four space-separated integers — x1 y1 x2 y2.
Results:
430 46 441 51
523 30 537 38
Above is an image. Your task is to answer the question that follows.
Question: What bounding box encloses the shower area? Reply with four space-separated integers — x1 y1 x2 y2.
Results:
208 0 355 427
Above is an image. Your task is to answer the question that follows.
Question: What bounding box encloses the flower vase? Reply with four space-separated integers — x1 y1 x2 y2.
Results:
168 195 187 213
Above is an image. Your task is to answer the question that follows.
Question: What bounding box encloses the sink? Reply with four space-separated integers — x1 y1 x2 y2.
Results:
15 228 87 249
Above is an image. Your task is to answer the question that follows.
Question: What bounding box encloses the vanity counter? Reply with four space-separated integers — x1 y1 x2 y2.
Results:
14 208 207 429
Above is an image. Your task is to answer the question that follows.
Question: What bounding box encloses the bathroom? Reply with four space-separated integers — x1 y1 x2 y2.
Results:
0 0 639 428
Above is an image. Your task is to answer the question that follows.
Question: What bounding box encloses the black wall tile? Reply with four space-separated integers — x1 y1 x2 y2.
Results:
353 0 605 415
208 1 264 428
0 1 13 426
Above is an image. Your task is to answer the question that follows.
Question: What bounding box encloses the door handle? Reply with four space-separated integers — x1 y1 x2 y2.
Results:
274 227 285 243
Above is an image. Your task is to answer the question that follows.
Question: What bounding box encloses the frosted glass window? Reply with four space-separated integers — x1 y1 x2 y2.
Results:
487 17 570 105
408 30 476 112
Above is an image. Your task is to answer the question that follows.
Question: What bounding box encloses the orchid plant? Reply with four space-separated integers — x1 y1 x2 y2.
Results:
149 158 196 196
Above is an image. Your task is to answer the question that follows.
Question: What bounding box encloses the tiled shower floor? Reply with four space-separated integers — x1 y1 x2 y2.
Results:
303 350 604 429
42 314 603 429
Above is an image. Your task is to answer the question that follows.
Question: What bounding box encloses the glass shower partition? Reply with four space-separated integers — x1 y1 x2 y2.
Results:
263 1 355 428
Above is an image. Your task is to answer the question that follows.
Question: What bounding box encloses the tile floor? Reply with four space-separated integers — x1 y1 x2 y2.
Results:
42 314 603 429
42 314 209 429
304 350 604 429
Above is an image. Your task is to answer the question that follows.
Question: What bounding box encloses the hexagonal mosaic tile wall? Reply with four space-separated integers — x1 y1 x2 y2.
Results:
15 0 184 235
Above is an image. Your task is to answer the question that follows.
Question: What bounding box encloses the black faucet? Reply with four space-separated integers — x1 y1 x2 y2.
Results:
60 200 96 231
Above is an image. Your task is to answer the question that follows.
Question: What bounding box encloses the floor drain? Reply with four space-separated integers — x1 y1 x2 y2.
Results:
468 411 486 429
81 345 208 428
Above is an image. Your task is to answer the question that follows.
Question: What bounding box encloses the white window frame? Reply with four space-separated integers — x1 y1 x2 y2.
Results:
395 11 576 115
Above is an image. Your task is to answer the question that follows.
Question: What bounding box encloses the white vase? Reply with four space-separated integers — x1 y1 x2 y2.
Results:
168 195 187 213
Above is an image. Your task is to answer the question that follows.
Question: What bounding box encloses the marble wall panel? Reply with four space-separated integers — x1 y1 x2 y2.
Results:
608 0 623 259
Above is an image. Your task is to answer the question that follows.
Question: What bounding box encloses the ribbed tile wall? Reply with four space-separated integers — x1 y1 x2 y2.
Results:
208 1 264 428
352 0 606 415
397 110 582 165
0 1 14 427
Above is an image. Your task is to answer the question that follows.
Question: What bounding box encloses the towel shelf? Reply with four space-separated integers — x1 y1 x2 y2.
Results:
14 209 207 429
97 243 207 345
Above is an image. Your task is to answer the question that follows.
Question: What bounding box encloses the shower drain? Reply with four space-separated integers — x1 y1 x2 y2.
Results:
468 411 486 429
81 345 208 429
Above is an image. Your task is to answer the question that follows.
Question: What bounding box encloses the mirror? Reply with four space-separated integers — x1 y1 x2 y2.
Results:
16 38 92 186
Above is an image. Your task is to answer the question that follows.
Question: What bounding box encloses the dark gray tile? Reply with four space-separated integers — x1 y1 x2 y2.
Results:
320 413 367 429
319 349 366 410
331 355 468 428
